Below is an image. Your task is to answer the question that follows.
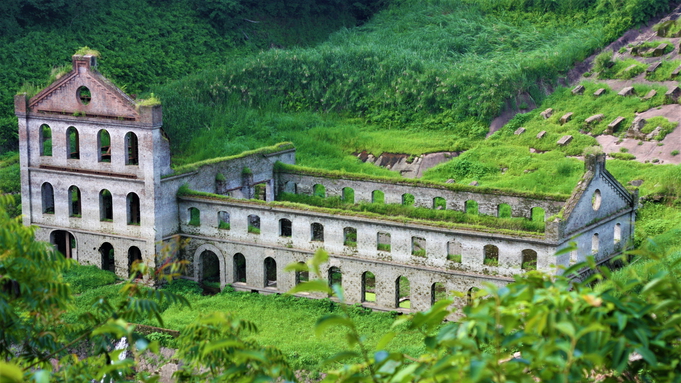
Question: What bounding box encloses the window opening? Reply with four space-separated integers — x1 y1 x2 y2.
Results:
483 245 499 266
100 189 113 221
344 227 357 247
40 124 52 156
248 215 260 234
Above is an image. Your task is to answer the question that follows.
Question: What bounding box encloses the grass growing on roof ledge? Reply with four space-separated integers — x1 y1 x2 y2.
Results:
164 142 294 178
177 186 547 236
274 162 571 201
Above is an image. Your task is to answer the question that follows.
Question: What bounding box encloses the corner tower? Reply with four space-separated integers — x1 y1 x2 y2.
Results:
15 53 171 277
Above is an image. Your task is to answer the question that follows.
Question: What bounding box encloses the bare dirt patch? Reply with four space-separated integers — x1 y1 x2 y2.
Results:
597 104 681 164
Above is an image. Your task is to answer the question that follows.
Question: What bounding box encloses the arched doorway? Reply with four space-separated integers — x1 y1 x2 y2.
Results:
99 242 115 273
50 230 76 259
128 246 142 279
396 276 410 309
200 250 221 288
264 257 277 288
234 253 246 283
362 271 376 302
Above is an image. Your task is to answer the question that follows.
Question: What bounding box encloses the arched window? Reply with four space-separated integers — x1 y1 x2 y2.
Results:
497 203 511 218
279 218 292 237
328 267 342 288
431 282 447 305
522 249 538 270
592 233 599 254
234 253 246 283
188 207 200 226
68 186 81 217
40 124 52 156
264 257 277 288
377 232 391 252
313 184 326 198
247 215 260 234
402 193 415 206
342 187 355 204
483 245 499 266
531 207 546 222
362 271 376 302
99 242 115 273
98 129 111 162
465 200 479 215
128 246 142 278
344 227 357 247
126 193 140 225
614 223 622 243
311 223 324 242
41 182 54 214
200 250 220 287
433 197 446 210
125 132 139 165
372 190 384 204
592 189 602 211
295 262 309 285
412 237 426 257
396 276 410 309
67 127 79 159
218 211 230 230
99 189 113 221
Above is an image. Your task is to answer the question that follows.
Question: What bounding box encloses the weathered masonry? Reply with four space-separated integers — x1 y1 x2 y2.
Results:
17 55 637 314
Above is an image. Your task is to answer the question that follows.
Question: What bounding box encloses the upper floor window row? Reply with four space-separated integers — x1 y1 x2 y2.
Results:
39 124 139 165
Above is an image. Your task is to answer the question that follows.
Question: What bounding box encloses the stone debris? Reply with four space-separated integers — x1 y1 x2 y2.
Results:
643 89 657 100
593 88 606 97
540 108 553 119
445 179 455 184
646 126 663 141
672 65 681 76
536 131 546 139
646 62 661 73
572 85 585 95
605 116 625 134
560 112 573 125
626 117 648 140
665 86 681 102
618 87 635 96
584 114 604 124
557 135 573 146
514 127 526 135
653 43 669 57
469 181 479 186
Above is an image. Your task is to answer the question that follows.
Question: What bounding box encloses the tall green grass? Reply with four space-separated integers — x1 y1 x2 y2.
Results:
157 285 426 372
155 0 613 157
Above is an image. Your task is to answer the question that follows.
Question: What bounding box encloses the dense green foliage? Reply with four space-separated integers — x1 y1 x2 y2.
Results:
0 0 384 152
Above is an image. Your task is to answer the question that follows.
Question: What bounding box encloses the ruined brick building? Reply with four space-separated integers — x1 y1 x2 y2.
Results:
16 54 637 312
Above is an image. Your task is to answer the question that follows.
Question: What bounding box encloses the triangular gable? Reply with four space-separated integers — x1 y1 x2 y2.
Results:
28 55 139 121
561 154 635 236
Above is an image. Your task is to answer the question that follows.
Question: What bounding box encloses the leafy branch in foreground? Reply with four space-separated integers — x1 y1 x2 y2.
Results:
288 247 681 382
0 194 191 382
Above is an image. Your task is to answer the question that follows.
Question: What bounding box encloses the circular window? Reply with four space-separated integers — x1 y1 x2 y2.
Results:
77 86 91 105
591 189 602 211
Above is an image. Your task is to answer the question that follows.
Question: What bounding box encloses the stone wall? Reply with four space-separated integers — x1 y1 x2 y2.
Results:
175 234 511 314
276 172 564 219
177 197 557 278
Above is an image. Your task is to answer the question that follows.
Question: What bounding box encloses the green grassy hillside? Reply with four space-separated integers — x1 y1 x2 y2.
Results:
0 0 385 151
